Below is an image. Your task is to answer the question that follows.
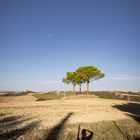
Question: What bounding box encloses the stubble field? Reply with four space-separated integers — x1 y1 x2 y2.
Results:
0 94 140 140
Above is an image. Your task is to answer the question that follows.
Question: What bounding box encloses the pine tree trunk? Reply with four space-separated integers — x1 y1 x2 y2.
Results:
73 84 75 94
79 84 81 94
87 82 89 94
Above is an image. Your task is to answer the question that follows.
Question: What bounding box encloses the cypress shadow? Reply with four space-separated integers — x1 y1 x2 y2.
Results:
45 112 73 140
0 115 39 140
112 103 140 123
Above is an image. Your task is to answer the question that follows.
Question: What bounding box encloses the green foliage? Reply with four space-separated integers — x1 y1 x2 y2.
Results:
34 92 73 101
76 66 105 83
62 72 77 86
63 66 105 93
34 93 63 101
62 78 69 84
62 72 78 93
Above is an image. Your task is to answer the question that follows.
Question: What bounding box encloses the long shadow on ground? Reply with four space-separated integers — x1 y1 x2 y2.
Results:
0 114 39 140
112 103 140 123
45 112 73 140
133 136 140 140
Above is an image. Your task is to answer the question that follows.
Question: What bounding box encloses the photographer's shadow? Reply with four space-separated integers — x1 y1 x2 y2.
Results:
77 125 94 140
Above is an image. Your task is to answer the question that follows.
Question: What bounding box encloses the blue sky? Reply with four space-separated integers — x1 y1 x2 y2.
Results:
0 0 140 91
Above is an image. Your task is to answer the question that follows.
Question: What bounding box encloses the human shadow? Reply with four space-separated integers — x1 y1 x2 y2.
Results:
45 112 73 140
112 103 140 123
0 114 39 140
77 125 94 140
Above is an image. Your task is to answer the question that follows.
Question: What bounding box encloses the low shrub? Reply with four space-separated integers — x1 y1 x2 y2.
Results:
93 91 140 102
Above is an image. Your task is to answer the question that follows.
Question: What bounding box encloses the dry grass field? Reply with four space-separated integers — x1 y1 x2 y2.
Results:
0 94 140 140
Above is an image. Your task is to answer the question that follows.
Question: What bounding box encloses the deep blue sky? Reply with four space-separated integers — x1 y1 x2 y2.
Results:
0 0 140 91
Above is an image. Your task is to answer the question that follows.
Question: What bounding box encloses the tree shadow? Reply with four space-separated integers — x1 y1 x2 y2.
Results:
133 136 140 140
45 112 73 140
0 115 21 124
77 125 94 140
0 113 5 117
0 114 39 140
112 103 140 123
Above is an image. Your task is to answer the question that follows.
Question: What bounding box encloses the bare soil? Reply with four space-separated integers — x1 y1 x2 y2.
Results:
0 95 137 129
0 94 36 102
